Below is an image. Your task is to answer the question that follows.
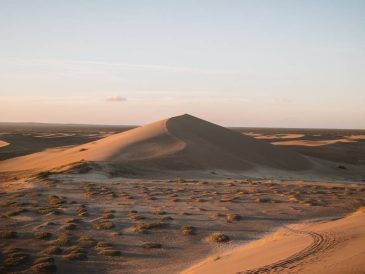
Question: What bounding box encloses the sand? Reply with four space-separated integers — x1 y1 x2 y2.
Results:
0 114 310 174
272 139 356 147
0 140 10 148
182 207 365 274
1 174 364 274
252 134 304 140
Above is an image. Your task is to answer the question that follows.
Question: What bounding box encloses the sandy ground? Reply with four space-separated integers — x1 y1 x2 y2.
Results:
0 171 364 274
1 116 365 274
183 207 365 274
271 139 356 147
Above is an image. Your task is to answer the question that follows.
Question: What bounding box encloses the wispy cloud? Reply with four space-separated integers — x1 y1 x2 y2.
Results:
23 58 242 76
106 95 127 102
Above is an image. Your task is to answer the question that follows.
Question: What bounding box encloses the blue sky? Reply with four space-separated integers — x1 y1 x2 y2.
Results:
1 0 364 128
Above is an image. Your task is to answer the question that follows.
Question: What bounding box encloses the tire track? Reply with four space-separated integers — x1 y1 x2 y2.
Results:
240 226 337 274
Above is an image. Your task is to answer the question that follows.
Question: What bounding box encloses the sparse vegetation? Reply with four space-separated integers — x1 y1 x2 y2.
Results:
34 231 52 239
0 230 18 239
207 232 230 243
141 242 162 249
181 225 196 235
42 246 62 255
93 220 115 230
2 248 29 267
226 213 242 223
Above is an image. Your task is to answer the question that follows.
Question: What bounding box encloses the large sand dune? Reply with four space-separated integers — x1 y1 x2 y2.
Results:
0 114 311 173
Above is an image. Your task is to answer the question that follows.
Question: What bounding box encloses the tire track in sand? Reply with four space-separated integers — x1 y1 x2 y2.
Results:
241 226 337 274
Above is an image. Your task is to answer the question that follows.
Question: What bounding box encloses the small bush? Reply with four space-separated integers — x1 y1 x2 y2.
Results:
35 231 52 239
42 246 62 255
226 213 242 223
141 242 162 249
207 232 230 243
79 236 96 247
98 249 121 256
0 231 18 239
30 261 57 273
64 252 87 260
93 220 114 230
181 225 196 235
3 248 29 267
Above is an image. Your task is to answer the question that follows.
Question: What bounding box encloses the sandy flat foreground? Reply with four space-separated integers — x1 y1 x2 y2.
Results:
183 208 365 274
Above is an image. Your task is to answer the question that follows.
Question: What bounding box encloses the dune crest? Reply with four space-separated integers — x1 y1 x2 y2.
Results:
0 114 311 173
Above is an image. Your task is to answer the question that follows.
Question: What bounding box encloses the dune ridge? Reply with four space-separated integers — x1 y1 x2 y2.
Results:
0 114 311 173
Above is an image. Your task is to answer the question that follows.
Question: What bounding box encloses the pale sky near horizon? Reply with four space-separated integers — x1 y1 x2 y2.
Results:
0 0 364 128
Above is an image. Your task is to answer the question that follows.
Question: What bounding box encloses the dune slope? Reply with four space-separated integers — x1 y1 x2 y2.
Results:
183 208 365 274
0 114 310 173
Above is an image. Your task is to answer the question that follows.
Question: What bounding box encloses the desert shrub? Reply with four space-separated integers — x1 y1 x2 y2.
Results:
6 208 27 217
51 234 71 246
181 225 196 235
98 249 121 256
36 171 54 179
141 242 162 249
38 207 60 215
3 248 29 267
152 210 167 215
34 231 52 239
226 213 242 223
48 195 64 207
133 222 167 232
33 257 54 264
79 236 96 247
30 261 57 273
93 220 114 230
0 231 18 239
207 232 230 243
95 241 112 249
64 252 87 260
161 216 173 221
42 246 62 255
62 223 76 230
101 213 115 219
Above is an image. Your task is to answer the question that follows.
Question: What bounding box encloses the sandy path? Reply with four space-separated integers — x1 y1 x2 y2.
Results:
243 226 337 273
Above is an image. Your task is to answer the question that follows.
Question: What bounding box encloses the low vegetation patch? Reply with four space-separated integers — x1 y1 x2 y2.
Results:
34 231 52 240
0 230 18 239
141 242 162 249
226 213 242 223
93 220 115 230
207 232 230 243
2 248 30 267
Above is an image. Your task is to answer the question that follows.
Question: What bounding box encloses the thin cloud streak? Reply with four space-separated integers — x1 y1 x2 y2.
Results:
23 58 243 75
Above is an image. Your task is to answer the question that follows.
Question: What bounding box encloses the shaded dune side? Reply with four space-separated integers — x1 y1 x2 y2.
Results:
160 114 311 170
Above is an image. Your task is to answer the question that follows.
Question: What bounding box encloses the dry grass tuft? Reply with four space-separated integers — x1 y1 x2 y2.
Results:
34 231 52 240
206 232 230 243
226 213 242 223
141 242 162 249
2 248 30 267
93 220 115 230
181 225 196 235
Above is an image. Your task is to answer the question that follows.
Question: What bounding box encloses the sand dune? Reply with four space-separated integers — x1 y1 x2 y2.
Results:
272 139 356 147
0 114 311 173
245 133 305 139
0 140 10 148
182 207 365 274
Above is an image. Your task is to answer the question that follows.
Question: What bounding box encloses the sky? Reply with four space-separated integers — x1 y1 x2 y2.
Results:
0 0 364 128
